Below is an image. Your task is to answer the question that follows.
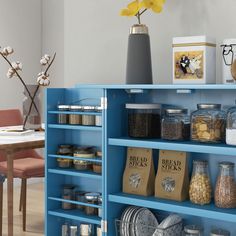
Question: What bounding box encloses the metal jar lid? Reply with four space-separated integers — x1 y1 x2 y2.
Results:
95 106 103 112
165 108 188 114
84 192 100 201
184 225 203 234
130 24 148 35
82 105 96 111
211 229 230 236
58 105 70 110
197 103 221 110
125 103 162 110
219 161 234 168
70 105 83 110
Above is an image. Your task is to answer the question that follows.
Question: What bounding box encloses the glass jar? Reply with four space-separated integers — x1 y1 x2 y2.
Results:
191 104 226 143
80 224 92 236
57 144 73 168
93 151 102 174
161 108 190 140
75 190 86 210
95 106 102 126
98 195 102 217
210 229 230 236
189 160 212 205
84 192 100 215
226 105 236 145
82 106 96 126
69 105 82 125
214 162 236 208
183 225 203 236
58 105 70 124
126 103 162 138
61 184 76 210
73 146 95 170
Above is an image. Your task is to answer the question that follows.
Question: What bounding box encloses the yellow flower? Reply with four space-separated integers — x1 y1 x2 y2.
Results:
120 0 142 17
142 0 165 13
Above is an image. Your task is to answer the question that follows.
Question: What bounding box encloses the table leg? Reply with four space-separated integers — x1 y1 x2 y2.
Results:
7 151 14 236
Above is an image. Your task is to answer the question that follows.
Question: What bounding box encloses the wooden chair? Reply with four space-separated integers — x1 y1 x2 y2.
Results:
0 109 44 231
0 174 5 236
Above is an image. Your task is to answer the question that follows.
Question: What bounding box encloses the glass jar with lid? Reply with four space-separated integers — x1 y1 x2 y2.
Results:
61 184 76 210
214 162 236 208
183 225 203 236
58 105 70 124
189 160 212 205
57 144 73 168
210 229 230 236
161 108 190 140
84 192 100 215
69 105 82 125
126 103 162 138
95 106 102 126
82 106 96 126
226 104 236 145
191 104 226 143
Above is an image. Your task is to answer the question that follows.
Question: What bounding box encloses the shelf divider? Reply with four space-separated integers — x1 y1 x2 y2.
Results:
48 154 102 163
48 124 102 131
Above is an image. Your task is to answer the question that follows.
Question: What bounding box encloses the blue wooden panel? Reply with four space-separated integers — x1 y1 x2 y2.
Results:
48 124 102 131
48 154 102 163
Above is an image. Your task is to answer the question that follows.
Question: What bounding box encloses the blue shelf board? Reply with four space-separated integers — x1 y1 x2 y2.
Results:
108 137 236 156
48 124 102 131
108 193 236 223
48 209 101 225
48 154 102 163
48 197 102 208
75 84 236 90
48 111 102 116
48 168 102 179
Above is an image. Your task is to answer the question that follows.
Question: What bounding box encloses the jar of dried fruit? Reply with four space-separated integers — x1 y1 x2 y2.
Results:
214 162 236 208
191 104 226 143
189 160 212 205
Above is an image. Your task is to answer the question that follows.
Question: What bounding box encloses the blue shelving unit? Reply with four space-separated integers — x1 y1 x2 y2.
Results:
46 85 236 235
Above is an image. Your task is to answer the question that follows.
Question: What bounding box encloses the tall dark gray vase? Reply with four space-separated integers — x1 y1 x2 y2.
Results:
126 24 153 84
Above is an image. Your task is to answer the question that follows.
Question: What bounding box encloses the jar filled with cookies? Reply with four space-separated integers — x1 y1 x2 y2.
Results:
191 104 226 143
214 162 236 208
189 160 212 205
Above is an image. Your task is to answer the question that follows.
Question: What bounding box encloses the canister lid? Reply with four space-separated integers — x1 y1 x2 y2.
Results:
197 103 221 110
193 160 208 166
58 105 70 109
184 225 203 233
173 35 216 45
125 103 162 109
210 229 230 236
70 105 83 110
165 108 188 114
219 161 234 168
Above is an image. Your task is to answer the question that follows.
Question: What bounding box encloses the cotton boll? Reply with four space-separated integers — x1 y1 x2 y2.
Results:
11 62 18 69
40 58 47 65
6 46 14 54
44 54 50 62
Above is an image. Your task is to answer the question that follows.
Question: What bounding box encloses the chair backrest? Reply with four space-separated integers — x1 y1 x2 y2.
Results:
0 109 42 161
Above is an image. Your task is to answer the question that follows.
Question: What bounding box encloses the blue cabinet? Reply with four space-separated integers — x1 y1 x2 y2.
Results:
46 85 236 235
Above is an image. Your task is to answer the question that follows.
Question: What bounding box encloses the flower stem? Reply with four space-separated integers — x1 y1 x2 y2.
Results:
136 11 141 24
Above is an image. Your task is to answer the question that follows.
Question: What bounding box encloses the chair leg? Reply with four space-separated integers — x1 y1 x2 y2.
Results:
0 183 3 236
19 179 23 212
22 179 27 231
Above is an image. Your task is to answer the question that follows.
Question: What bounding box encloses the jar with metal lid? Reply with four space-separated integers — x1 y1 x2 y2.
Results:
93 151 102 174
73 146 95 170
97 226 102 236
69 105 82 125
98 195 102 217
61 184 76 210
84 192 100 215
57 145 74 168
214 162 236 208
58 105 70 124
80 224 92 236
183 225 203 236
189 160 212 205
95 106 102 126
161 108 190 140
191 104 226 143
126 103 162 138
70 225 78 236
82 106 95 126
210 228 230 236
75 190 86 210
226 104 236 145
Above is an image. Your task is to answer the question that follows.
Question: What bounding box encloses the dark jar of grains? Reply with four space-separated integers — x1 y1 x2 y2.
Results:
126 103 162 138
161 108 190 140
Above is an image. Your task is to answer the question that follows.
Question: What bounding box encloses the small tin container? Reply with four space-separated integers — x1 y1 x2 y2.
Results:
58 105 70 124
84 192 100 215
69 105 82 125
82 106 95 126
80 224 92 236
70 225 78 236
210 229 230 236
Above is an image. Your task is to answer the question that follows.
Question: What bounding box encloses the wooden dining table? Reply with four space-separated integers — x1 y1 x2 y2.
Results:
0 128 44 236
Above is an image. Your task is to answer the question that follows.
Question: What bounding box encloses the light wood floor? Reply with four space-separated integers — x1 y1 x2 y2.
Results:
2 182 44 236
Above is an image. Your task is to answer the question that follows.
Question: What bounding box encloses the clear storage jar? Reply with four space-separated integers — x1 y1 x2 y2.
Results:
226 105 236 145
58 105 70 124
84 192 100 215
82 106 95 126
191 104 226 143
183 225 203 236
189 160 212 205
214 162 236 208
61 184 76 210
126 103 162 138
57 144 73 168
161 108 190 140
69 105 82 125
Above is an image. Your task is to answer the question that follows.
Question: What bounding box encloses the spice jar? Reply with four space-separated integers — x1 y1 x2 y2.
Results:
161 108 190 140
57 145 74 168
226 104 236 145
191 104 226 143
93 151 102 174
69 105 82 125
80 224 92 236
214 162 236 208
95 106 102 126
126 103 162 138
97 226 102 236
75 190 86 210
61 184 76 210
98 195 102 217
82 106 95 126
183 225 203 236
84 192 100 215
189 160 212 205
58 105 70 124
210 229 230 236
73 146 95 170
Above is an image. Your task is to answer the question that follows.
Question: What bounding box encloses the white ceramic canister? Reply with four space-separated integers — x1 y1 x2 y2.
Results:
173 35 216 84
221 39 236 84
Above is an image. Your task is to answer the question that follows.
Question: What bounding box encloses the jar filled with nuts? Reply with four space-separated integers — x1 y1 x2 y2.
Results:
189 160 212 205
191 104 226 143
214 162 236 208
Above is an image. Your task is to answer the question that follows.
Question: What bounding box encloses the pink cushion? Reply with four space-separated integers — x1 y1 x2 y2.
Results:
0 158 44 178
